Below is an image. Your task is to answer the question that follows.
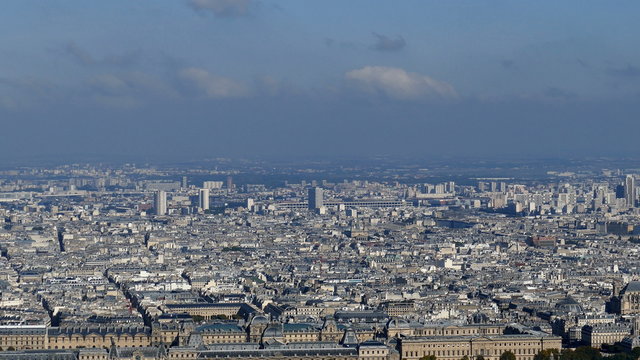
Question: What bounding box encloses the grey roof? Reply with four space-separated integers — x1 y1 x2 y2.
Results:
197 347 358 358
48 325 150 336
197 323 244 333
622 281 640 293
0 349 77 360
262 324 283 338
0 326 47 336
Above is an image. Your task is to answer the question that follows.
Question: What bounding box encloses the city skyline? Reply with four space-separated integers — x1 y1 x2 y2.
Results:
4 2 640 359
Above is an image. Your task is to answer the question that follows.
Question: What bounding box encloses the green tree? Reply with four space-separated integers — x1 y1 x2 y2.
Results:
570 347 602 360
476 356 485 360
461 356 470 360
536 349 560 360
420 356 437 360
190 315 205 322
500 351 516 360
608 354 632 360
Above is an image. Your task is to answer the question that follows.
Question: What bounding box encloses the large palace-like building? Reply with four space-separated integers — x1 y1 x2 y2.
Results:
0 318 561 360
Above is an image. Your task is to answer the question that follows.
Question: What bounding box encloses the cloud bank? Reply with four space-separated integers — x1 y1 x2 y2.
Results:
186 0 253 17
178 67 248 98
345 66 457 100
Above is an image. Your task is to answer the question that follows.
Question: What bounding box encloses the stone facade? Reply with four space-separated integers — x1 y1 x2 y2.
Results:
399 334 562 360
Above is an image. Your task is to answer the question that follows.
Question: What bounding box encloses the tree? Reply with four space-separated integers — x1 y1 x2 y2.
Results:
575 346 603 360
190 315 205 322
476 356 485 360
420 356 437 360
461 356 470 360
561 349 576 360
535 349 560 360
500 351 516 360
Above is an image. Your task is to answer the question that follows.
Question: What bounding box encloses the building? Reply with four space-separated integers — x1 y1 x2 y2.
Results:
199 188 210 211
528 236 557 248
0 324 152 351
612 281 640 315
626 175 636 207
203 181 224 189
154 190 167 215
398 334 562 360
163 303 257 320
582 323 630 349
381 302 415 317
308 187 323 210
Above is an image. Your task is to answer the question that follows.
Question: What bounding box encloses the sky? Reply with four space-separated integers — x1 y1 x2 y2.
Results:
1 0 640 164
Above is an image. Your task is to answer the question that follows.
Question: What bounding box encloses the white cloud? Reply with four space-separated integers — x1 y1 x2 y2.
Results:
187 0 253 17
345 66 457 100
83 72 181 108
179 67 248 98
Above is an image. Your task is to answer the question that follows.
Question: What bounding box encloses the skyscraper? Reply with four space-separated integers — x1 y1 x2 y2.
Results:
308 187 323 210
226 176 233 190
625 175 636 208
181 176 188 189
199 188 210 211
154 190 167 215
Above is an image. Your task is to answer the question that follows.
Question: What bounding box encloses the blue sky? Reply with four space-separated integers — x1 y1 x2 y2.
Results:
1 0 640 162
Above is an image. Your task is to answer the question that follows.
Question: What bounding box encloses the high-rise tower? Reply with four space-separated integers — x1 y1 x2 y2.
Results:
154 190 167 215
625 175 636 208
308 187 323 210
199 188 210 211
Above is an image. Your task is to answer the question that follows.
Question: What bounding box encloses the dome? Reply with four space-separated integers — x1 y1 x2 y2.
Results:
555 297 583 313
251 315 269 325
262 324 284 338
386 318 410 329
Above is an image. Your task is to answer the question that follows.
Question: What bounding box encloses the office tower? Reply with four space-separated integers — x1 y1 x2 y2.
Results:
181 176 188 189
198 188 210 210
308 187 323 210
446 181 455 193
499 182 507 192
199 188 210 210
625 175 636 207
226 176 233 190
246 198 254 210
154 190 167 215
478 182 486 192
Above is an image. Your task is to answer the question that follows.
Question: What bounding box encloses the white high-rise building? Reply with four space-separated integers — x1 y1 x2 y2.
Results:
199 188 210 210
154 190 167 215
